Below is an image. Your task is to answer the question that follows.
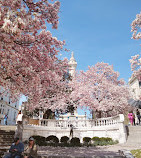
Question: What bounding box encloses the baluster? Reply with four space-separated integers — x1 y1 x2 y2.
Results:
94 120 96 126
97 120 98 126
107 119 109 125
98 120 100 126
110 120 112 125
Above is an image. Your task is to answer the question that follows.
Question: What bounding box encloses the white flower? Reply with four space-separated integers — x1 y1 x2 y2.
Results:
2 18 12 32
11 25 18 33
17 17 25 25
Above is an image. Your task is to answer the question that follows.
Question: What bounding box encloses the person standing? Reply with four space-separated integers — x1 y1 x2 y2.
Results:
15 111 23 141
4 137 24 158
16 111 23 124
136 109 140 125
69 124 73 139
128 111 134 126
133 112 136 126
4 114 8 125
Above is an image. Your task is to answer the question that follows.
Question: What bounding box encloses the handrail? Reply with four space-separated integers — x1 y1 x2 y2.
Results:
36 114 122 128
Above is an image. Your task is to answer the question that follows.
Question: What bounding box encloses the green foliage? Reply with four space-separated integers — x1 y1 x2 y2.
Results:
70 137 81 146
91 136 118 146
99 137 112 142
131 149 141 158
83 137 91 146
30 135 118 147
60 136 69 144
91 137 101 142
32 135 46 146
83 137 91 143
46 135 59 144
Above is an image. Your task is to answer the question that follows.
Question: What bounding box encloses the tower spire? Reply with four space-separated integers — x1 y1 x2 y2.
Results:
68 52 77 77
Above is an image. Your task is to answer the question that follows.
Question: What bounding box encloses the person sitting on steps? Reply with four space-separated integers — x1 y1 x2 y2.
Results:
4 137 24 158
24 137 38 158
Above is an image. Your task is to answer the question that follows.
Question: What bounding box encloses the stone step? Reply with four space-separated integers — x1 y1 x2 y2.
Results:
38 156 124 158
0 130 15 133
0 135 14 138
0 140 13 144
0 143 12 146
0 138 14 142
0 126 16 131
0 135 14 137
0 133 15 136
0 133 14 135
0 140 14 144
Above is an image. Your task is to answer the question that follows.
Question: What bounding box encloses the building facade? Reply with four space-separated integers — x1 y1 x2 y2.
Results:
0 94 20 125
128 76 141 100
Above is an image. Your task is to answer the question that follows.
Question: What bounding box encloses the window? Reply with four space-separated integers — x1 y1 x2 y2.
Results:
9 98 10 104
7 109 10 115
139 81 141 87
13 112 16 120
15 102 17 108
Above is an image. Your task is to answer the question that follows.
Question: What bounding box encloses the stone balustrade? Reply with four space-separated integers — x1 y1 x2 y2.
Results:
23 114 127 144
39 115 120 129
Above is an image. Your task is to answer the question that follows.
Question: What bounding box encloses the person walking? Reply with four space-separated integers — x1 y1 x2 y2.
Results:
4 137 24 158
4 114 8 125
136 109 140 125
24 137 38 158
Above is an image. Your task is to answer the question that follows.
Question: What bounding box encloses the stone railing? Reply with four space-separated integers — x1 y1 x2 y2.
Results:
39 114 121 129
24 114 126 143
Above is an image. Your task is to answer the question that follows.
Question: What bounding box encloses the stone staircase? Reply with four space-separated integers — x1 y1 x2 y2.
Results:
126 125 141 146
0 127 15 158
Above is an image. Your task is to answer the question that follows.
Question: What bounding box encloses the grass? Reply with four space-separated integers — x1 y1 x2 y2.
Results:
131 149 141 158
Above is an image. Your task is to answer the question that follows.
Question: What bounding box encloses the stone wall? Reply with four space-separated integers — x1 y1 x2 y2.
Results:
22 114 127 144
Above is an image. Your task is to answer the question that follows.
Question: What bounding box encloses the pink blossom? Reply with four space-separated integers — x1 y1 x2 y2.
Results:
70 62 130 116
0 0 69 111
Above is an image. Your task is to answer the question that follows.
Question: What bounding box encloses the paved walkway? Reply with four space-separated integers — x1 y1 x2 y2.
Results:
38 144 141 157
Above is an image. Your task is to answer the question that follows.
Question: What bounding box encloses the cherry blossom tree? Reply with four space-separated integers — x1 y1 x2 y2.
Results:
131 12 141 40
70 62 130 117
0 0 69 110
130 12 141 81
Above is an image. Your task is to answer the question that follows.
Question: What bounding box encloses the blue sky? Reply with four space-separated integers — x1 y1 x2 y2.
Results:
48 0 141 83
